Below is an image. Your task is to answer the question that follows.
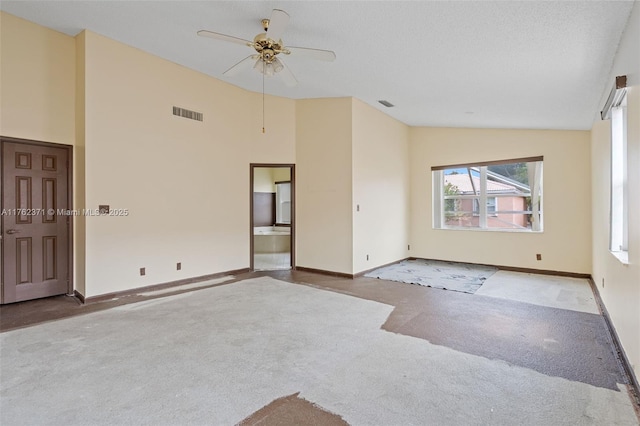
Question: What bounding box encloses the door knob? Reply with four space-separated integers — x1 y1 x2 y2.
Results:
6 229 20 234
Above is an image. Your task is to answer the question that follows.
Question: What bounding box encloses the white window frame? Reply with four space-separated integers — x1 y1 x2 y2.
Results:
275 181 291 225
432 158 543 232
610 94 628 261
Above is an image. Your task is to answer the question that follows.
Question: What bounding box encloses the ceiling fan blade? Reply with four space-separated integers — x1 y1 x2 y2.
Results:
285 46 336 62
278 59 298 87
266 9 290 41
197 30 252 46
223 55 259 77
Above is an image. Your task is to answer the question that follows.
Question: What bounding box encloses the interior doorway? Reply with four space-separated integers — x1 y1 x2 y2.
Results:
250 164 295 271
1 138 73 304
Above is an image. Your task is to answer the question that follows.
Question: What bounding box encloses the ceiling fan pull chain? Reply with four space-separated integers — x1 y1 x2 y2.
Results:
262 70 266 134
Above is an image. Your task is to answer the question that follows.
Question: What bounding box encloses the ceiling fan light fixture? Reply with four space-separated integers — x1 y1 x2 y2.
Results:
265 62 275 77
253 59 264 73
253 59 272 76
253 57 283 77
272 57 284 73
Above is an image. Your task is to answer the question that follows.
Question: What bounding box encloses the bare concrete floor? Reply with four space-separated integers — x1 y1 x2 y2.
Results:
1 269 638 425
253 252 291 271
476 270 599 314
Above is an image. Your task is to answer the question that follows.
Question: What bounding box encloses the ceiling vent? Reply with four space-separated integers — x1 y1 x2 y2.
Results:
173 106 203 122
378 100 394 108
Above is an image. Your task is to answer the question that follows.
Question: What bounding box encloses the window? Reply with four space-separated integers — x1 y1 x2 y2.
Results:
275 181 291 225
473 197 496 215
601 75 628 262
610 93 628 256
433 157 543 232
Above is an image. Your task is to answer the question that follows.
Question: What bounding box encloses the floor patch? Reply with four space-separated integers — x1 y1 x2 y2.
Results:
381 289 623 390
365 259 497 294
476 270 598 314
238 393 348 426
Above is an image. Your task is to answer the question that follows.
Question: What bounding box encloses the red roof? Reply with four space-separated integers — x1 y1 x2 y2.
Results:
444 174 521 194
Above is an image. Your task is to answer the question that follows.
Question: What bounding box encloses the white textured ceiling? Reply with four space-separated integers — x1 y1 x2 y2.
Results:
1 1 635 130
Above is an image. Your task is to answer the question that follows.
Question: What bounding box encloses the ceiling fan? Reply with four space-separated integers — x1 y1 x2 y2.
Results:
197 9 336 87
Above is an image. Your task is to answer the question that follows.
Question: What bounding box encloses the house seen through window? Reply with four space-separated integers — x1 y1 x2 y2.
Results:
473 197 497 215
433 157 543 232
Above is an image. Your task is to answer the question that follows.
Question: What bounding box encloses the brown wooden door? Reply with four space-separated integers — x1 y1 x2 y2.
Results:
1 141 70 304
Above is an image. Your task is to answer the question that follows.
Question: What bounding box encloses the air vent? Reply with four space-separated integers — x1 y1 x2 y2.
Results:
173 106 203 122
378 100 394 108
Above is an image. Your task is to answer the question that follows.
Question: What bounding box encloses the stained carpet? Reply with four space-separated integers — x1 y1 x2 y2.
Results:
365 258 497 294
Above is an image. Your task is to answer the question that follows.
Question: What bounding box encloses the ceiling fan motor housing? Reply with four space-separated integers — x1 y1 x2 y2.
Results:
253 33 287 63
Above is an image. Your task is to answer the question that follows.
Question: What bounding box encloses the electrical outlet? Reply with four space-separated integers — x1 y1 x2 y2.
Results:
140 267 146 276
177 262 181 271
602 278 605 288
357 204 360 212
366 254 369 261
408 244 410 251
536 254 542 261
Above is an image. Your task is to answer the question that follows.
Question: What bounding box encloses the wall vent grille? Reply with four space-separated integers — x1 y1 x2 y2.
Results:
173 106 203 122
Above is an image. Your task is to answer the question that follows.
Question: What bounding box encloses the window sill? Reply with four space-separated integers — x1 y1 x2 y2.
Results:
610 250 629 265
435 226 542 234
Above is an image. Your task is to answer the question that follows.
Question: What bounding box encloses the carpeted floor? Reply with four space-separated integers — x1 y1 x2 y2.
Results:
365 258 497 293
1 275 637 425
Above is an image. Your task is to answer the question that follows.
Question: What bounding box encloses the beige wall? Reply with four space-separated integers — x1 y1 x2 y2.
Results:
74 31 87 295
296 98 353 274
352 98 410 273
253 168 275 193
253 167 290 193
591 2 640 378
0 12 75 144
247 95 296 164
410 127 592 274
272 167 291 183
81 31 296 297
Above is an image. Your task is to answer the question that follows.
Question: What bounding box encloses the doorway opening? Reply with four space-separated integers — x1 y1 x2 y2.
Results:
250 164 294 271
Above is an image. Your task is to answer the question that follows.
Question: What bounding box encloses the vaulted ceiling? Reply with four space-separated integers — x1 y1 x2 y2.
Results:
1 1 635 130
